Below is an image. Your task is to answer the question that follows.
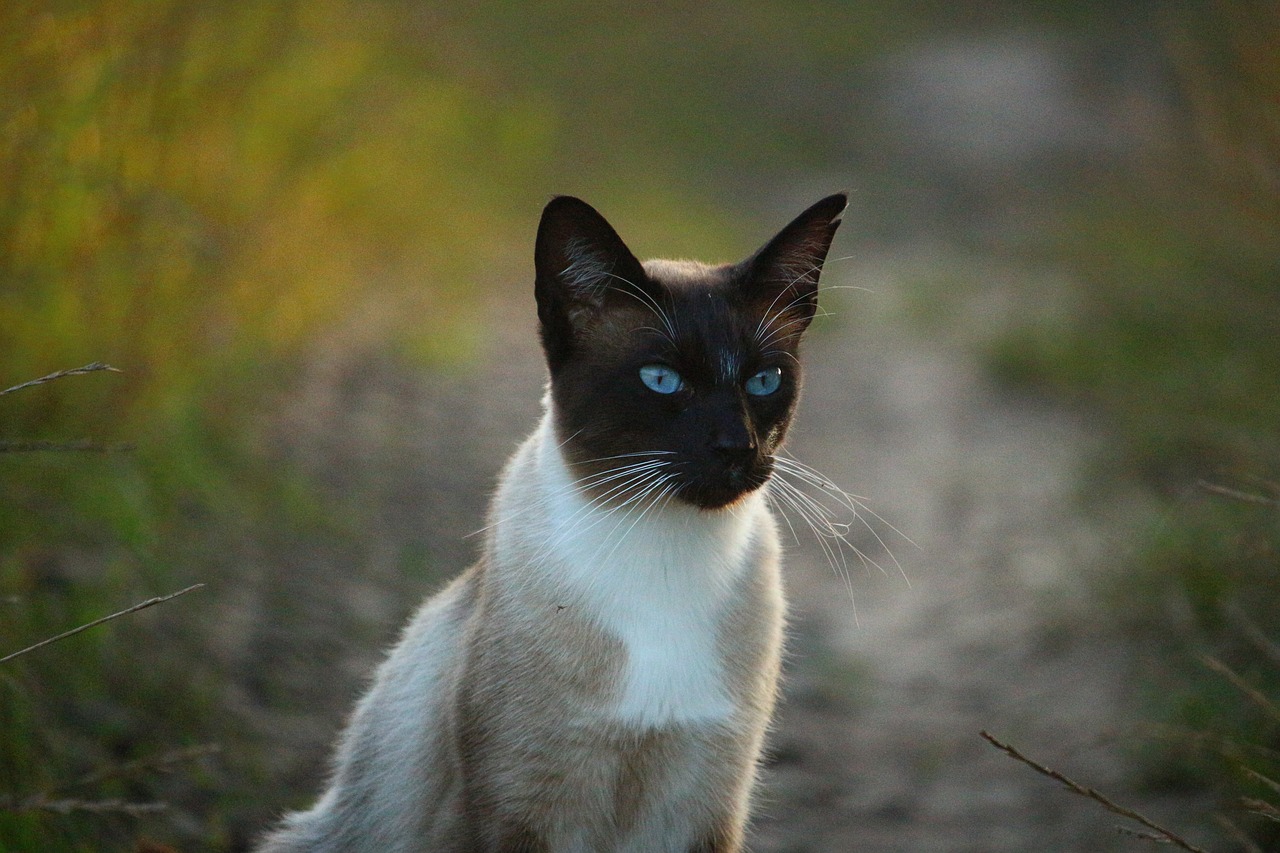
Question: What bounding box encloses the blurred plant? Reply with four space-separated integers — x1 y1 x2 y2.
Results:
1 0 556 430
981 2 1280 847
987 0 1279 474
0 363 210 849
0 2 870 846
0 3 563 841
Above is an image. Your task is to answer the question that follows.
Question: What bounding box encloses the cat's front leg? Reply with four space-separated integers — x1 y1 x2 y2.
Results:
688 815 744 853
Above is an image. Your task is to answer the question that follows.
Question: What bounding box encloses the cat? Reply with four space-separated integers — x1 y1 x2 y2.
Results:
255 191 847 853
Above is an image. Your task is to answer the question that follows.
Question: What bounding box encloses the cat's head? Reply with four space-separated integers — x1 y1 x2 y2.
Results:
534 193 846 511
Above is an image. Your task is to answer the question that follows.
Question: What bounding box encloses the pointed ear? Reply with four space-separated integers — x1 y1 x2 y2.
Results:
740 193 847 340
534 196 649 370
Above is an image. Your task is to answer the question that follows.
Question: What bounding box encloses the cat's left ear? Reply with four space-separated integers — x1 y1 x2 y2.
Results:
740 192 847 338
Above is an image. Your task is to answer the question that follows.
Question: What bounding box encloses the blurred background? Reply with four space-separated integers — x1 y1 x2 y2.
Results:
2 1 1278 850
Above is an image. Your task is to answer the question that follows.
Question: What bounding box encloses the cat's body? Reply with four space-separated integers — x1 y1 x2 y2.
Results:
257 194 845 853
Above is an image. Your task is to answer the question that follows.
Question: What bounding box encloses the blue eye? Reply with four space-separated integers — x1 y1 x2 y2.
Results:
639 364 685 394
745 367 782 396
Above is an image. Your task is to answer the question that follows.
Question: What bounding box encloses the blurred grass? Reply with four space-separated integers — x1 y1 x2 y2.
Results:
0 1 933 847
980 2 1280 844
9 0 1277 848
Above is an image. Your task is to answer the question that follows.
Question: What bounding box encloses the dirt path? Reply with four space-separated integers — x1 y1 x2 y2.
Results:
267 245 1209 852
744 260 1209 851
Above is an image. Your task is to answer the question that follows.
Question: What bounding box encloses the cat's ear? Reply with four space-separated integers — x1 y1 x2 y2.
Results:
740 193 847 340
534 196 649 370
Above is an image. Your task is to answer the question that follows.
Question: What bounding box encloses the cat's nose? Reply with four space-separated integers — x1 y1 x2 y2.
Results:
709 425 756 463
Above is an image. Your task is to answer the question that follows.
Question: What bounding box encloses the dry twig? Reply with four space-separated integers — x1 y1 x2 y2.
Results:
980 730 1211 853
1200 655 1280 726
0 362 120 397
1195 480 1280 507
5 796 166 817
1 362 129 452
0 439 134 453
1242 768 1280 799
1241 797 1280 824
0 585 205 664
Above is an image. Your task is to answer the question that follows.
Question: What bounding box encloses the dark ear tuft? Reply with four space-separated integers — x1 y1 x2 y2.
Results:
534 196 648 371
741 193 847 339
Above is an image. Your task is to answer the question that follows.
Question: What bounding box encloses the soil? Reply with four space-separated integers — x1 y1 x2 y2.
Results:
261 264 1210 852
250 32 1218 852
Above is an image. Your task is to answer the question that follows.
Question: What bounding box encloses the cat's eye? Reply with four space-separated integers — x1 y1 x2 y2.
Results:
745 367 783 396
639 364 685 395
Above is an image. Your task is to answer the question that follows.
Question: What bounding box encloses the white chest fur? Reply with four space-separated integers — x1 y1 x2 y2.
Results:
493 416 766 728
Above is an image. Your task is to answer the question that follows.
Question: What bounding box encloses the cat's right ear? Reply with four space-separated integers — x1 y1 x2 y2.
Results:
534 196 648 371
739 193 847 340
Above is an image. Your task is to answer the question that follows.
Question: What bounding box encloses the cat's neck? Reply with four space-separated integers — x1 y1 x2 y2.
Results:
489 410 772 727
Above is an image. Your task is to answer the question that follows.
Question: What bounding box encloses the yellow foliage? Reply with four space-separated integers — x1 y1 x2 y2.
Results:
1 0 556 434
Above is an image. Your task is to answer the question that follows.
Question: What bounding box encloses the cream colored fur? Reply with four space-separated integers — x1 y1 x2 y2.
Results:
256 407 786 852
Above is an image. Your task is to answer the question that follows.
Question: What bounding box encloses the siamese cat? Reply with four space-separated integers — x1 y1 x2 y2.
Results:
257 192 847 853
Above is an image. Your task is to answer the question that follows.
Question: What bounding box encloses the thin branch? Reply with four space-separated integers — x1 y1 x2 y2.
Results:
6 796 166 817
0 585 205 664
1201 655 1280 726
1195 480 1280 507
980 730 1211 853
1242 797 1280 824
0 363 120 397
53 744 221 795
0 440 135 454
1243 768 1280 799
1213 814 1265 853
1117 825 1182 844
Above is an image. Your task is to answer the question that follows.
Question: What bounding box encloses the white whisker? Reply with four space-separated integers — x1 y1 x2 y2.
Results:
465 453 675 539
765 452 914 605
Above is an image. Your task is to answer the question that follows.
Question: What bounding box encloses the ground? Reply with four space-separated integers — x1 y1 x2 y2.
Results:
264 254 1211 852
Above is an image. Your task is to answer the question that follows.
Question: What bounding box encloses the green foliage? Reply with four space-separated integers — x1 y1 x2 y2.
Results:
0 1 931 847
982 3 1280 844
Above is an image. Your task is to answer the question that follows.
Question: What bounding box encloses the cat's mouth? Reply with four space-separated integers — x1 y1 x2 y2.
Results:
564 447 773 512
675 456 773 511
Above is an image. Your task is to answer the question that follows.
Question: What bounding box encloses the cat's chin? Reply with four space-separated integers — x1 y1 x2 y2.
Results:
676 475 770 512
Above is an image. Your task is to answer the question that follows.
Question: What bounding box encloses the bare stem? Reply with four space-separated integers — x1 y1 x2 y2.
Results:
1242 797 1280 824
1201 655 1280 726
5 796 167 817
0 585 205 664
0 363 121 397
1195 480 1280 507
980 730 1211 853
0 440 135 453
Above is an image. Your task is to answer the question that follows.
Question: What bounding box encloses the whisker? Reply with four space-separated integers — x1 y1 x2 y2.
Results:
465 454 674 539
531 466 674 567
775 453 918 553
765 453 913 602
595 476 679 568
598 271 679 345
767 479 859 625
772 457 910 586
752 254 863 347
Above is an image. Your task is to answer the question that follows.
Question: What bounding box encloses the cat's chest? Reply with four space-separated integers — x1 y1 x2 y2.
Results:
491 422 767 728
533 495 763 729
555 520 747 728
